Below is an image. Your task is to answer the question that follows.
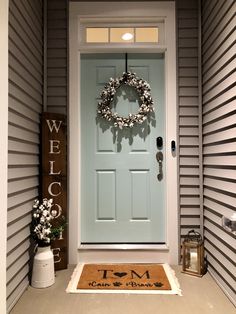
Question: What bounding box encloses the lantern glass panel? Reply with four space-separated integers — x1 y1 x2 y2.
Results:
185 246 198 273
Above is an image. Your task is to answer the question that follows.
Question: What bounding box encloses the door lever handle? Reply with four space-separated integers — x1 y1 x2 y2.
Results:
156 152 163 181
156 151 163 162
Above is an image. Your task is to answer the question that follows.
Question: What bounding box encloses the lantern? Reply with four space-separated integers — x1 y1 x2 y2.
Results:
182 229 204 277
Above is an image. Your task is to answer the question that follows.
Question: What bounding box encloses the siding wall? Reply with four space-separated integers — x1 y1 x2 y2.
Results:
177 0 201 240
7 0 43 311
47 0 68 114
202 0 236 304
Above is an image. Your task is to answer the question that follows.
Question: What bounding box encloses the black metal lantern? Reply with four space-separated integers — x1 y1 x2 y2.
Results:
182 230 204 277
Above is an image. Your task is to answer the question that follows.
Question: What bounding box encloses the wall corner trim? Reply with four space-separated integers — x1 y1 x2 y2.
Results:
0 0 9 312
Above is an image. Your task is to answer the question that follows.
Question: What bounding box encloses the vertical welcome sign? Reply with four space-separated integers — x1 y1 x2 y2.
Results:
41 112 67 270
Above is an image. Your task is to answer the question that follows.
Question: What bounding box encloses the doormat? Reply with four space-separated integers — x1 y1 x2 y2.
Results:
66 263 182 295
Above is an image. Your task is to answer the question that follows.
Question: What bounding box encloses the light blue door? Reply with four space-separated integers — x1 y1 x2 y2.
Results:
81 53 165 243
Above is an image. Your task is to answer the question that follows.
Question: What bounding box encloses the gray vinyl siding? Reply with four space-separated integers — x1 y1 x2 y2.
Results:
202 0 236 305
47 0 68 114
177 0 201 240
7 0 43 311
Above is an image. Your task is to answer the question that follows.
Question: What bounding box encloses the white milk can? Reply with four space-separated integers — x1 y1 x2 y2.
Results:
31 246 55 288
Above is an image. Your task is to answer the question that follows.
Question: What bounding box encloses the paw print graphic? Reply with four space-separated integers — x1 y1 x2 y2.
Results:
113 282 122 287
154 282 163 287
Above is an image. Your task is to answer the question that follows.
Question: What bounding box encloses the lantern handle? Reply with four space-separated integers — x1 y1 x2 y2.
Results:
187 229 202 242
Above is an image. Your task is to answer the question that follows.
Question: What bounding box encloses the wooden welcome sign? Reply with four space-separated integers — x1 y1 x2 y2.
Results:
41 112 67 270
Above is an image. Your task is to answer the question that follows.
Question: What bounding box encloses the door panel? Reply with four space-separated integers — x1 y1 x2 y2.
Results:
81 53 165 243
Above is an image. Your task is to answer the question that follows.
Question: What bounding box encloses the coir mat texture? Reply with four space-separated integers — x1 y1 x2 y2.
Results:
66 263 182 295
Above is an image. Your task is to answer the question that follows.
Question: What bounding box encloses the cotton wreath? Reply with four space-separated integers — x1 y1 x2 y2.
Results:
97 72 154 128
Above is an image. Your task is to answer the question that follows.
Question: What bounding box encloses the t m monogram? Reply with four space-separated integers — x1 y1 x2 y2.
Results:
131 270 150 279
97 269 151 279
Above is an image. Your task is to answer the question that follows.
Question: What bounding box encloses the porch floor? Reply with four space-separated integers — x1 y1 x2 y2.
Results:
10 265 235 314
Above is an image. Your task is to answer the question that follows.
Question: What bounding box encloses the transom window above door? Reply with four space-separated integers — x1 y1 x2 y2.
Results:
79 19 165 48
86 27 159 43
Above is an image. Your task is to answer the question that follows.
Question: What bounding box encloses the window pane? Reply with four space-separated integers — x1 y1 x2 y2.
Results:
110 28 134 43
86 28 109 43
135 28 158 43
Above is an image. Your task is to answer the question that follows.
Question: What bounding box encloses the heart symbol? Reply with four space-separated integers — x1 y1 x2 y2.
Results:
114 272 127 278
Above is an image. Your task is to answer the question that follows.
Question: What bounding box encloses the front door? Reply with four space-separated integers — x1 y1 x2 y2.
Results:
81 53 165 243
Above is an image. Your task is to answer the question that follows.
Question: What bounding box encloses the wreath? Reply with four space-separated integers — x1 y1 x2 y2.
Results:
97 72 154 128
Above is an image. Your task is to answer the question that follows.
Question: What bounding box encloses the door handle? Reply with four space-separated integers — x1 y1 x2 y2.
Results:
156 151 163 181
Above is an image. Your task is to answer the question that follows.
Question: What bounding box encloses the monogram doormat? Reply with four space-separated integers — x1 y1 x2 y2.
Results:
66 264 182 295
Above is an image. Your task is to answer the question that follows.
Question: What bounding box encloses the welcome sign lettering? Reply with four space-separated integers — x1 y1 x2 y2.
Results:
41 112 67 270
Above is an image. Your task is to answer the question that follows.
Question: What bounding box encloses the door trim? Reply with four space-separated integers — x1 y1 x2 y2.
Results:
69 1 178 264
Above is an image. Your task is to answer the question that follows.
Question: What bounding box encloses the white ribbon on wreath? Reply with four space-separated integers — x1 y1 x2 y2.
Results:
97 72 155 128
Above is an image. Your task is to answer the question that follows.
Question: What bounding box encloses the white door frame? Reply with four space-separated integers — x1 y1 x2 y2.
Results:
69 1 178 265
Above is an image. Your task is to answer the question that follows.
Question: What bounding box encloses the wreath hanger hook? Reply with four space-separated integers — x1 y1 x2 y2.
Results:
125 53 128 73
